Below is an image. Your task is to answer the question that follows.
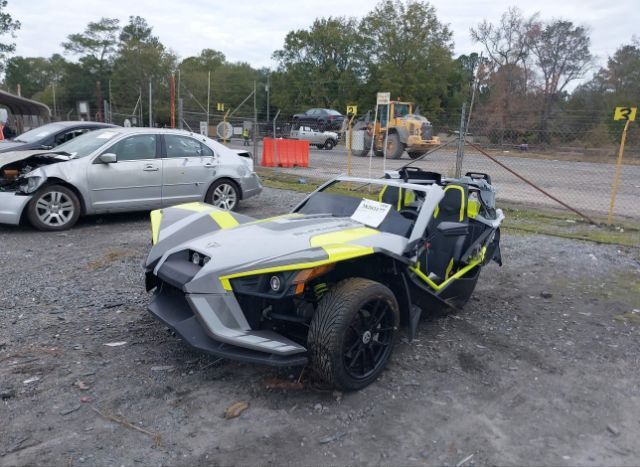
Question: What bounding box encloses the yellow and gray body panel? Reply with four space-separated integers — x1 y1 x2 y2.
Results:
145 203 409 360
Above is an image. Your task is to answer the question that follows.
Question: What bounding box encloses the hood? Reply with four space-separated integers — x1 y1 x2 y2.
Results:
150 210 381 293
0 150 71 171
0 141 24 152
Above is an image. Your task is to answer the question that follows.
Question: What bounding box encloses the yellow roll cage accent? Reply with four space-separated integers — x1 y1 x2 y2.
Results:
219 243 374 291
210 211 239 229
410 246 486 292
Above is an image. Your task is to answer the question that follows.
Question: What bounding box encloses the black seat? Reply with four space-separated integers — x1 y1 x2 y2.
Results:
423 184 469 279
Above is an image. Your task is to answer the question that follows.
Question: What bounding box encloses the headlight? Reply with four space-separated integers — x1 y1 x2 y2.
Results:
188 250 210 266
230 264 334 297
21 176 44 194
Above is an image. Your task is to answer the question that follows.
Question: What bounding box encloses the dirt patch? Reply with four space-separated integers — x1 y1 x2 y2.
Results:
1 187 639 466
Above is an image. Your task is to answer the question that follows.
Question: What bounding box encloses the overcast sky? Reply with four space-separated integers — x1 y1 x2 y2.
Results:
8 0 638 73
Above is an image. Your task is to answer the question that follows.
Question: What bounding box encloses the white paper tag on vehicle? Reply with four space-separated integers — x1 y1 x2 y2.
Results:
351 198 392 228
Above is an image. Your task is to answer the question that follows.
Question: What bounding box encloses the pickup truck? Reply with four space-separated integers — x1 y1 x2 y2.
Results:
289 125 339 150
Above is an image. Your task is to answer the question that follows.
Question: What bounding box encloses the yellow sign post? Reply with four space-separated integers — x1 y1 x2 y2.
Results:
607 107 636 224
346 105 357 116
217 103 225 112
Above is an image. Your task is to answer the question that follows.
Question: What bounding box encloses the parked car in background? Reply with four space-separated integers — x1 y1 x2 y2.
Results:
289 125 339 150
0 121 116 153
292 108 345 131
0 128 261 231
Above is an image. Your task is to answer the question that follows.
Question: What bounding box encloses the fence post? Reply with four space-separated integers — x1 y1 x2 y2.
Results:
178 98 183 130
253 80 257 164
455 102 466 178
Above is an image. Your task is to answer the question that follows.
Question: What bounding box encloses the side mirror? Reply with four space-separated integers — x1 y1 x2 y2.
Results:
99 153 117 164
437 221 468 237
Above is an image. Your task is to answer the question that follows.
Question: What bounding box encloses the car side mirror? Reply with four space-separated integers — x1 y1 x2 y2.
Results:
437 221 468 237
99 153 117 164
40 144 53 150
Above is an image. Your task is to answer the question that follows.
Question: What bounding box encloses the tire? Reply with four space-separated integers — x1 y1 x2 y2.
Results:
308 278 399 390
407 151 426 159
323 139 336 150
315 144 324 149
27 184 81 231
386 132 405 159
205 179 240 211
351 121 372 157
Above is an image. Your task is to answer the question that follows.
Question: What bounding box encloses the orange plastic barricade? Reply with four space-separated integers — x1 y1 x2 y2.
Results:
261 137 275 167
296 140 309 167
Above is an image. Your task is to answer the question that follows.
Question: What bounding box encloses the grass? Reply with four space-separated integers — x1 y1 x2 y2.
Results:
257 167 640 248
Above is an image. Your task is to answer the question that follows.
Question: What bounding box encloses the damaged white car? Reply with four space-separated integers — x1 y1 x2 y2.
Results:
0 128 261 231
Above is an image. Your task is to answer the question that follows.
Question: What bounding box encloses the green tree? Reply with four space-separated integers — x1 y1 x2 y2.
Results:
530 20 592 134
111 16 177 125
0 0 20 73
358 0 455 113
61 17 120 78
272 16 362 114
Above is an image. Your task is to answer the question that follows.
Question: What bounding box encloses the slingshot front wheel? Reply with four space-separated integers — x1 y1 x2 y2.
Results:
308 278 399 390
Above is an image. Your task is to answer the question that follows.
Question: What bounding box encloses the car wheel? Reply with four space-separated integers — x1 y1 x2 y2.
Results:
206 179 240 211
27 184 81 231
323 139 336 150
386 132 405 159
315 144 324 149
308 278 399 390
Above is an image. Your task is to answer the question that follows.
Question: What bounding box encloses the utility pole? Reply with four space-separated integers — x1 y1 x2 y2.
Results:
266 74 270 122
170 73 176 128
455 102 466 178
108 80 113 124
207 70 211 127
253 80 258 163
148 78 152 127
51 82 57 120
96 80 103 122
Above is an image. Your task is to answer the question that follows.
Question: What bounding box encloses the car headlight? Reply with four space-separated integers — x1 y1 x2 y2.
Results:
20 176 44 194
188 250 210 266
230 264 334 297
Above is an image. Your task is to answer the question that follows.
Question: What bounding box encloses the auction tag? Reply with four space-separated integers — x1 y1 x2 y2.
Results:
351 198 391 228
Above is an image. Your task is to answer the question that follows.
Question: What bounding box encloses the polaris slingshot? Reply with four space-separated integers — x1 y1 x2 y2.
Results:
144 168 503 390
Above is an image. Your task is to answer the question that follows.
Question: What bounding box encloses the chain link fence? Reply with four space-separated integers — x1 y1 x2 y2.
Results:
213 113 638 223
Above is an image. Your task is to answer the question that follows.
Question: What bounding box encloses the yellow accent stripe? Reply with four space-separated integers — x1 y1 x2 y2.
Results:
173 202 215 212
210 211 239 229
378 185 387 203
309 227 378 247
219 244 374 291
150 209 163 244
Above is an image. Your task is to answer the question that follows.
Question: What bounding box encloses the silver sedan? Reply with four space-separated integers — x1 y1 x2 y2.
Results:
0 128 262 230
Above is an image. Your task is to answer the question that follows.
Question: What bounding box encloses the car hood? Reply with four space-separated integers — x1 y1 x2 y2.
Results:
0 141 24 152
148 209 391 293
0 150 71 171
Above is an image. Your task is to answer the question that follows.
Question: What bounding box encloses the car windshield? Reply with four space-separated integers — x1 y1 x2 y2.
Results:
326 110 342 116
51 129 121 158
13 123 68 143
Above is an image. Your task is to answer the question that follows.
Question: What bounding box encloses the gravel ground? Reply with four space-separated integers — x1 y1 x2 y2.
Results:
1 187 639 467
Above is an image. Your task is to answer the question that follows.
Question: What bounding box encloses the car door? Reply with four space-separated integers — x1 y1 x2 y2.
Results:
160 134 217 206
86 133 162 212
